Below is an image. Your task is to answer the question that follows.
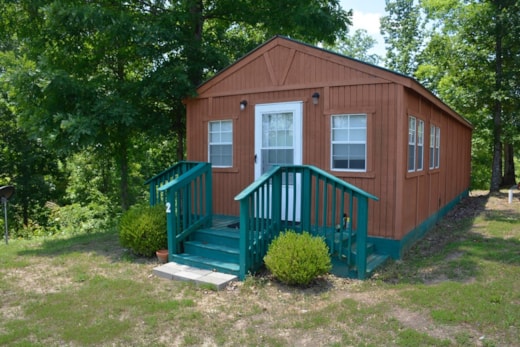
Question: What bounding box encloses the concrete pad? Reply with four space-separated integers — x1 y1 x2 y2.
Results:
153 262 237 290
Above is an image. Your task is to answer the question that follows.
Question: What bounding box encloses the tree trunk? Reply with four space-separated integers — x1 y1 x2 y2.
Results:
502 143 516 186
490 1 504 192
116 131 130 211
119 147 130 211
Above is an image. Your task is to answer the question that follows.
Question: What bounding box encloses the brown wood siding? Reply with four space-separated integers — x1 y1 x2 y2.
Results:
185 36 472 241
395 89 472 239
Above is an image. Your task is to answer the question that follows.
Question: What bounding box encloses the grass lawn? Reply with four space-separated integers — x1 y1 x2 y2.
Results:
0 190 518 346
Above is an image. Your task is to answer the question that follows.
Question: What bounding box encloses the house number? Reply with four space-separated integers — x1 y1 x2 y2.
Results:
165 202 171 214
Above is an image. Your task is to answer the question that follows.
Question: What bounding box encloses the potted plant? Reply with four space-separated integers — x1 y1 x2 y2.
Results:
155 249 169 263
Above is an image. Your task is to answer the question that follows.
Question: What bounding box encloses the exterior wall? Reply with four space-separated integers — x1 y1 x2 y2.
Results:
185 37 472 242
397 88 472 240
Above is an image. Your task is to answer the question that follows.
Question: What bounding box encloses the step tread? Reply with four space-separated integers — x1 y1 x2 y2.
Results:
172 253 240 272
366 253 390 273
196 228 240 239
184 240 239 254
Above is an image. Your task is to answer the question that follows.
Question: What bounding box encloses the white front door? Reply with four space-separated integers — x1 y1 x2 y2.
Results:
255 102 303 221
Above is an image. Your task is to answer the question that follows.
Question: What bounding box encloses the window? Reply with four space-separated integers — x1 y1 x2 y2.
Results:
417 119 424 171
208 120 232 167
430 125 440 169
331 114 367 171
429 125 435 169
408 116 424 172
408 117 416 172
435 126 440 168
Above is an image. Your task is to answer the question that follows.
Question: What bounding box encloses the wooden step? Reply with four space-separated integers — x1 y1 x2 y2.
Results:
184 240 240 263
172 253 240 276
190 228 239 248
366 253 390 274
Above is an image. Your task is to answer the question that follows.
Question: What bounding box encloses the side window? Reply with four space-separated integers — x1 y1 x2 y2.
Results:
331 114 367 171
417 120 424 171
408 116 424 172
429 125 435 169
208 120 233 167
435 126 440 168
408 116 416 172
429 124 440 169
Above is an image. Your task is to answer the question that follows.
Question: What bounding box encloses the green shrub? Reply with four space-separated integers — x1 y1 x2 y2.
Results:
264 229 332 286
118 204 167 257
49 201 112 235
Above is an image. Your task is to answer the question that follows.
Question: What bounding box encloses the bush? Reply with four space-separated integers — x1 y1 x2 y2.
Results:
118 204 167 257
48 201 112 235
264 229 332 286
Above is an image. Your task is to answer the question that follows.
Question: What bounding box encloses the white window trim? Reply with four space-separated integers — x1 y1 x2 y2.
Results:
435 126 440 169
408 116 426 173
208 119 233 168
417 119 424 171
408 116 416 172
429 125 436 169
330 114 367 172
429 124 441 170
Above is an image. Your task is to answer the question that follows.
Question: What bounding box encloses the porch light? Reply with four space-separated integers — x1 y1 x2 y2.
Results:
312 92 320 105
240 100 247 110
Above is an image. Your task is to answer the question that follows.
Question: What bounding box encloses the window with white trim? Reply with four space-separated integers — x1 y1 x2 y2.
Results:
435 126 440 168
417 119 424 171
331 114 367 171
408 116 424 172
429 125 435 169
208 120 233 167
429 124 441 169
408 117 416 172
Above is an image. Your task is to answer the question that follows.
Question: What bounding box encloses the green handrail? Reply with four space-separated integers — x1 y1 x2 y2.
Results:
145 161 202 206
151 162 212 259
235 165 378 279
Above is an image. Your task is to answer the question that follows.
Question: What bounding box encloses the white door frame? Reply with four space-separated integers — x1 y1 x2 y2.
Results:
254 101 303 221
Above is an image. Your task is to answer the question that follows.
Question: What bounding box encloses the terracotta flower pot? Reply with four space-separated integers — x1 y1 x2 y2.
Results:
156 249 169 264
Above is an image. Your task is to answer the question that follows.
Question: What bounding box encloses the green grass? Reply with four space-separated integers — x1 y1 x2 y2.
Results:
0 192 519 346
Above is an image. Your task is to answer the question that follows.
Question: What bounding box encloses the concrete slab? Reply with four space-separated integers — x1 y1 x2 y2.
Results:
153 261 237 290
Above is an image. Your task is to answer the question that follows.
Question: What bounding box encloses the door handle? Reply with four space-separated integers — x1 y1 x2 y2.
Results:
254 154 257 163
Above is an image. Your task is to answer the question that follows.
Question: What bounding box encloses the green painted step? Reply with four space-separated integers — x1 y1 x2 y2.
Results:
184 240 240 263
190 228 239 248
171 253 240 276
366 253 390 274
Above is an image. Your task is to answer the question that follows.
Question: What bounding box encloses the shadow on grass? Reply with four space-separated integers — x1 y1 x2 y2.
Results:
16 229 154 264
377 192 520 284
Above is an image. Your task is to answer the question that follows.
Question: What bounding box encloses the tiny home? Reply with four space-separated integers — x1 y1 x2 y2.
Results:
148 36 472 279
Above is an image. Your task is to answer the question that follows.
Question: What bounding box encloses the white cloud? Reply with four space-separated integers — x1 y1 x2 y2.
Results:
352 11 382 36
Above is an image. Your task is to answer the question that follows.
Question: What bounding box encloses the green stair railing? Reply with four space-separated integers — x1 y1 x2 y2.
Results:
146 161 212 259
145 161 202 206
235 165 378 280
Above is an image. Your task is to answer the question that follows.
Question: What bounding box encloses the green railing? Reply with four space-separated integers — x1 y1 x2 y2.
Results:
235 165 378 280
147 161 212 258
145 161 202 206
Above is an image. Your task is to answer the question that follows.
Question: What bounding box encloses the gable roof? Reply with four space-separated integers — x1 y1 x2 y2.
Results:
195 35 472 129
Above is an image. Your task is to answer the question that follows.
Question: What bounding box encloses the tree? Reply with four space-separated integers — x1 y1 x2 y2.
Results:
380 0 425 76
329 29 382 65
416 0 520 190
0 94 62 228
4 0 352 211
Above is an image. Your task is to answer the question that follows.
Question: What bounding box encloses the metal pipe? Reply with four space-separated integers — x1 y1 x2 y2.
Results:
2 197 8 244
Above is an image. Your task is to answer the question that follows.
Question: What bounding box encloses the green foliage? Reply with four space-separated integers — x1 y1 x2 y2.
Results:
380 0 426 75
327 29 381 65
264 230 331 286
118 204 166 257
50 202 113 235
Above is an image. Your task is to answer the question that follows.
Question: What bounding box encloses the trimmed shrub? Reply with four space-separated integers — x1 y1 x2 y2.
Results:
119 204 167 257
264 229 332 286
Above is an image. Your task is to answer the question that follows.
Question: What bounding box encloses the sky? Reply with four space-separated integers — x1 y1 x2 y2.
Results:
339 1 387 57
